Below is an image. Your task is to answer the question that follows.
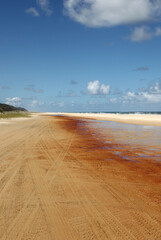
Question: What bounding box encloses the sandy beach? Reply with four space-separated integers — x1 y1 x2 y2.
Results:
0 114 161 239
43 112 161 126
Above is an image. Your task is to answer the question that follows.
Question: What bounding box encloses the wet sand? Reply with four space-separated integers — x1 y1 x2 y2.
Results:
0 114 161 239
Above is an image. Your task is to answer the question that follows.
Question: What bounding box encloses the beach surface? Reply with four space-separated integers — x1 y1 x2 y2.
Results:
43 112 161 126
0 113 161 239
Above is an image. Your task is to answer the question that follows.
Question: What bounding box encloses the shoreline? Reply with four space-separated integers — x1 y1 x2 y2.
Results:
42 112 161 127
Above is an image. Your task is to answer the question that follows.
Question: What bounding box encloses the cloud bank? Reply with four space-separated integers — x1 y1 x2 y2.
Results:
64 0 161 27
122 80 161 104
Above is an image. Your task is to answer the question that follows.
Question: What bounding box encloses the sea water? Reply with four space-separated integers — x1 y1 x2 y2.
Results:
85 120 161 162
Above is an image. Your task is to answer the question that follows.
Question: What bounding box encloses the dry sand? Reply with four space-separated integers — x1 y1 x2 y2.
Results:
0 114 161 239
43 112 161 126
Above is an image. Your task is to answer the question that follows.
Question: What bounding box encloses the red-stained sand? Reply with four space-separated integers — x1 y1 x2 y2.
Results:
0 115 161 240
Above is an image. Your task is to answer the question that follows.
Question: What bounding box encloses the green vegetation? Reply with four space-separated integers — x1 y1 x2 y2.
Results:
0 102 29 118
0 112 30 119
0 103 27 112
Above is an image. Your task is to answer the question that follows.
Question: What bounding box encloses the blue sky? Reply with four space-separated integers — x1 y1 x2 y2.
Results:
0 0 161 112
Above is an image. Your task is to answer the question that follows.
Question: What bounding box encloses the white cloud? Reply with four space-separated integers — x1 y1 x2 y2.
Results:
88 80 100 94
5 97 22 107
29 100 44 108
129 26 152 42
64 0 161 27
122 81 161 103
127 92 136 97
26 8 40 17
110 98 117 104
141 92 161 103
37 0 52 15
129 25 161 42
87 80 110 95
155 27 161 36
149 81 161 93
100 84 110 95
30 100 38 107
